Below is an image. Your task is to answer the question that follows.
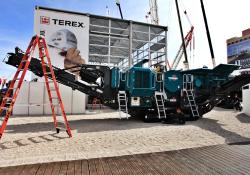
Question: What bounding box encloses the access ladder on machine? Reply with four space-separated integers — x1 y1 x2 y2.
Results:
155 92 166 119
0 35 72 140
183 74 200 118
117 91 129 119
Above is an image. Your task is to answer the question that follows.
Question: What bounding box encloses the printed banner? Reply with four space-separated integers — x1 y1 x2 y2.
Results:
34 8 89 74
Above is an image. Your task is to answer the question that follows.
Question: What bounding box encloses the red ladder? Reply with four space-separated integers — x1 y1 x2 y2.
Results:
0 35 72 140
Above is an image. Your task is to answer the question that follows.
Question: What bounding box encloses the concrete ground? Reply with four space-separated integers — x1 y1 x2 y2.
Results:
0 107 250 167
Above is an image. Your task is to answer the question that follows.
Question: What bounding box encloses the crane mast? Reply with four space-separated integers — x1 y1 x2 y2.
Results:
171 26 194 70
116 0 123 19
148 0 159 25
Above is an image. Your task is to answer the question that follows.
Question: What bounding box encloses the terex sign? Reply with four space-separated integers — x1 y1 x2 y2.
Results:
40 16 85 28
34 7 89 70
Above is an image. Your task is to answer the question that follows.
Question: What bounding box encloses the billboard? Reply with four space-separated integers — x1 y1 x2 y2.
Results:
227 38 250 68
34 8 89 73
227 39 250 58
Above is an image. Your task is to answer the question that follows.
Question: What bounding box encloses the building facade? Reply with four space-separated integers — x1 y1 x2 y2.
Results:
227 28 250 115
227 28 250 68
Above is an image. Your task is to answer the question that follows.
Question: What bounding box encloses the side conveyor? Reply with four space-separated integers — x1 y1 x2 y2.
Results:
5 48 116 101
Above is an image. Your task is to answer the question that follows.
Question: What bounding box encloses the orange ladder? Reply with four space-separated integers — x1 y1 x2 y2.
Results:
0 35 72 140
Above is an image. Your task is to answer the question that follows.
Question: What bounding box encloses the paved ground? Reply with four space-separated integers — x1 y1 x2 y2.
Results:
0 108 250 167
1 143 250 175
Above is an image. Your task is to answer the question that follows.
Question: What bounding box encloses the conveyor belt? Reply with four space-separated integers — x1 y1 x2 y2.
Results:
218 73 250 94
5 48 116 100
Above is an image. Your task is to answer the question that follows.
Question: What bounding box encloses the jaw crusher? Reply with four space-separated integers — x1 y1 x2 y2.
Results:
4 48 250 123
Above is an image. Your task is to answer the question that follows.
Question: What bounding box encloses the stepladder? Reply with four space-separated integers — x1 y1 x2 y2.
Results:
0 35 72 140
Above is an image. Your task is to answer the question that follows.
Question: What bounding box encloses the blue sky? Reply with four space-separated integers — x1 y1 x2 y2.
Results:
0 0 151 79
1 0 250 80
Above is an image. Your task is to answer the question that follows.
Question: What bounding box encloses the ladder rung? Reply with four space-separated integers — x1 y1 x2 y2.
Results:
8 87 17 90
3 97 13 100
45 72 52 75
0 107 9 111
26 51 31 55
21 60 28 63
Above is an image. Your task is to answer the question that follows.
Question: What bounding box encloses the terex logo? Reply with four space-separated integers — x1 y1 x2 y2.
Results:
52 19 85 28
40 16 85 28
40 16 50 25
